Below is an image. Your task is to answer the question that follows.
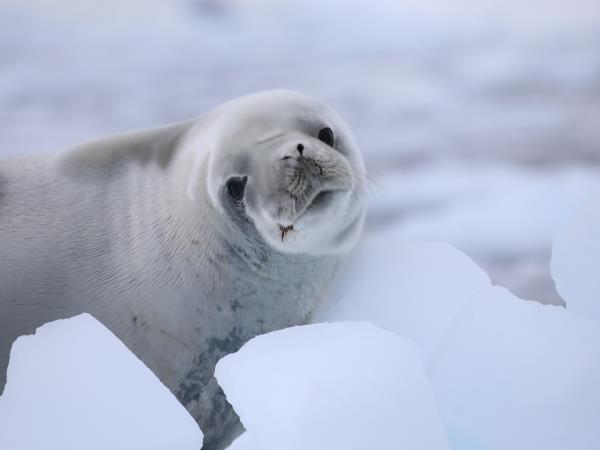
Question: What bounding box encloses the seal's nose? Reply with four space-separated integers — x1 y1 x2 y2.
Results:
280 143 305 161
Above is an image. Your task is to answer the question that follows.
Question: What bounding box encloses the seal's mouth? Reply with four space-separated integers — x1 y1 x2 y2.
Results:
276 189 339 241
306 189 335 212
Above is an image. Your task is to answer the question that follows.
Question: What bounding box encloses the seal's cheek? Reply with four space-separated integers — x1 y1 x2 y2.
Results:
242 173 279 217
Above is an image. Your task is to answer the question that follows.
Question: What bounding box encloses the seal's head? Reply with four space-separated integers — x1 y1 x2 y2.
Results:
192 90 366 256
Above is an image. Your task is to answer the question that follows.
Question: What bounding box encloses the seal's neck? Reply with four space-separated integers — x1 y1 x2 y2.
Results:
165 151 340 319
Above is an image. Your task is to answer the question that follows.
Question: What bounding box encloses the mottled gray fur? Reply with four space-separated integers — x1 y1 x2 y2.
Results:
0 91 366 449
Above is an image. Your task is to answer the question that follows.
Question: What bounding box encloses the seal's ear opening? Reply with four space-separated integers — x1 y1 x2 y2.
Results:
226 176 248 202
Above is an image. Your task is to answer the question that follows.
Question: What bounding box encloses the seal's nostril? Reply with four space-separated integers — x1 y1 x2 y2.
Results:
296 143 304 155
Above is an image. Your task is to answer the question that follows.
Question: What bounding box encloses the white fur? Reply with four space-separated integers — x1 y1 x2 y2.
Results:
0 90 366 450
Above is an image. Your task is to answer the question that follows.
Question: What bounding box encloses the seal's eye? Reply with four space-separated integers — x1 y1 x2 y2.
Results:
226 176 247 202
317 127 335 147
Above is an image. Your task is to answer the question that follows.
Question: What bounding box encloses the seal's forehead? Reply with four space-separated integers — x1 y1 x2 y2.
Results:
230 90 326 114
217 90 337 138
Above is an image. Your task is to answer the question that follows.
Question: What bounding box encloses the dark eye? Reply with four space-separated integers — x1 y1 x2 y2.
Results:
226 176 247 202
317 127 335 147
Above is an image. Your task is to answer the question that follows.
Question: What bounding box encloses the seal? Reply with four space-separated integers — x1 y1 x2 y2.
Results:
0 90 366 449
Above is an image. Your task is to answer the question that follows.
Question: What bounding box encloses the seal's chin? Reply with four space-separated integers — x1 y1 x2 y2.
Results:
278 188 336 225
270 188 344 247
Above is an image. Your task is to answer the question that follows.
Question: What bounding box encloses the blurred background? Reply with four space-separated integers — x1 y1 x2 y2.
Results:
1 0 599 304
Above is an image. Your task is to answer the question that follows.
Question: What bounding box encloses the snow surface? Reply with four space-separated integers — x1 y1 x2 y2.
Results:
368 166 600 258
314 234 491 359
365 166 600 305
216 322 450 450
428 286 600 450
226 432 258 450
552 199 600 321
0 314 203 450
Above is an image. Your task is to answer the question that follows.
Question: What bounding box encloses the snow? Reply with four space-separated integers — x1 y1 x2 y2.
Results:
552 199 600 321
227 433 258 450
215 322 450 450
428 286 600 450
311 217 600 449
362 166 600 304
314 234 491 359
368 166 600 258
0 314 203 450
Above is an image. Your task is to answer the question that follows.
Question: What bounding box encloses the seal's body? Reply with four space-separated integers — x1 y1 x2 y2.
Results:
0 91 366 449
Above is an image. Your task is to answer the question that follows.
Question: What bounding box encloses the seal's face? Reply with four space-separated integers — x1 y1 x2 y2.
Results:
201 90 366 256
